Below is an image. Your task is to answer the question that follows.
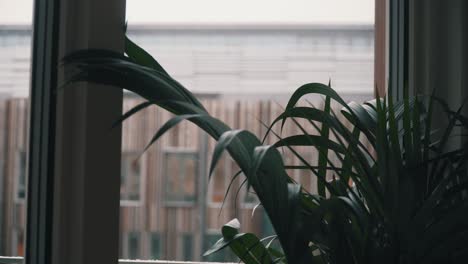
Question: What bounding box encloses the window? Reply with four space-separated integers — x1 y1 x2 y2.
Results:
120 152 143 204
6 0 385 263
208 155 228 205
0 3 32 259
127 231 140 260
149 232 162 260
181 233 193 261
15 151 27 201
118 16 378 258
163 150 198 205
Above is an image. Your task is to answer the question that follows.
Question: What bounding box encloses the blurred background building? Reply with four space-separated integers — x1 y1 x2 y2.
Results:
0 24 373 261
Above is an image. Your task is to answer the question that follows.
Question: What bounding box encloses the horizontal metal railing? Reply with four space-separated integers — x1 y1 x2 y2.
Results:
0 257 234 264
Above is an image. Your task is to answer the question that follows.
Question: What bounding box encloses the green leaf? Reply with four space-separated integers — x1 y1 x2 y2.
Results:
209 130 251 179
125 36 169 75
317 96 331 197
142 113 207 153
112 101 153 128
204 219 273 264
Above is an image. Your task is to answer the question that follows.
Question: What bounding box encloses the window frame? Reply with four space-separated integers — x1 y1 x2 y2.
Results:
26 0 126 264
25 0 61 262
388 0 409 99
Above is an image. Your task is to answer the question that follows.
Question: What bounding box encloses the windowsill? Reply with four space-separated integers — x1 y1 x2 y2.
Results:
0 257 235 264
120 200 143 207
163 201 197 208
119 260 235 264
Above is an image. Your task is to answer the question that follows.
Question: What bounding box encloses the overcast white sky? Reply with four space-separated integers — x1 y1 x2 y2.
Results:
0 0 374 25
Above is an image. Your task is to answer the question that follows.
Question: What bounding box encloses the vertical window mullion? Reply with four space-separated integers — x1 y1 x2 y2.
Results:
389 0 409 100
26 0 60 263
27 0 126 264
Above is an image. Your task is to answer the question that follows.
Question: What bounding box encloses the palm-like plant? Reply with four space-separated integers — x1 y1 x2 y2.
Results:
63 37 468 264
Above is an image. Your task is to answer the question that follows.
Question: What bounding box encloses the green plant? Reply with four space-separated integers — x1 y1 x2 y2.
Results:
63 37 468 264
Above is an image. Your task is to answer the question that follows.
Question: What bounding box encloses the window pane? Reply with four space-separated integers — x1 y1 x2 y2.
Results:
166 153 181 197
164 151 198 204
181 233 193 261
183 155 196 201
15 151 27 201
209 156 227 204
0 1 33 258
120 0 375 261
150 232 162 259
128 232 140 259
121 152 142 203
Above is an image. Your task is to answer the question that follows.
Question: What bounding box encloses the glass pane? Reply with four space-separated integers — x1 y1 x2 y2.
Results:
166 153 182 199
209 156 226 204
120 0 375 261
164 152 197 203
181 233 193 261
183 155 196 202
128 232 140 259
0 0 33 258
121 152 142 203
150 232 162 259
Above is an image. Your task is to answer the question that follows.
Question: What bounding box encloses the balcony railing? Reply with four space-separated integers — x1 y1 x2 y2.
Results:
0 257 234 264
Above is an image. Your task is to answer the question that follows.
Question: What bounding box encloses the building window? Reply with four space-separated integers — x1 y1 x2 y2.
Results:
121 152 143 204
208 155 228 205
164 150 198 205
182 233 193 261
15 151 27 201
128 231 140 259
150 232 162 260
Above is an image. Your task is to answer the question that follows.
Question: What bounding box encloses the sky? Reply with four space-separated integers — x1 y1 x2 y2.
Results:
0 0 374 25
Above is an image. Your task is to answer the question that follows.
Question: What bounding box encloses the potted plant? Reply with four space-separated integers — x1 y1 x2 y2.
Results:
63 36 468 264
